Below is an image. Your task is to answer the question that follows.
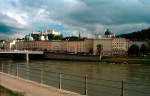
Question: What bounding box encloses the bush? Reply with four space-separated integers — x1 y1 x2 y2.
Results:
128 44 139 56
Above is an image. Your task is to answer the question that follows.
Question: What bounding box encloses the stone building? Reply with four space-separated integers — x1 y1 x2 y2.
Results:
3 40 16 50
112 38 129 55
15 41 51 51
3 28 130 56
13 37 130 56
93 38 112 56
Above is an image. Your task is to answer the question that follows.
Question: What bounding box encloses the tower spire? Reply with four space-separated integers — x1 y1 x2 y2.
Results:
79 32 81 39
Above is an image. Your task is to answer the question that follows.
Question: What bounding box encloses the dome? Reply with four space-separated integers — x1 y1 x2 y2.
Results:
29 36 33 41
104 29 115 38
25 35 29 39
40 35 45 41
25 34 33 41
105 29 112 35
45 35 49 40
95 34 102 39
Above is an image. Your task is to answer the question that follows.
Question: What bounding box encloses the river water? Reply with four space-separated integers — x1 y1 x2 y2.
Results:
0 59 150 96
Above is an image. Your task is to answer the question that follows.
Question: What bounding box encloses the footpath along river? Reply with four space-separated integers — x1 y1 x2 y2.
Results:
0 59 150 96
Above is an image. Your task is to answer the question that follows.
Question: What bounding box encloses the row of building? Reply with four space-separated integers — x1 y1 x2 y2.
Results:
0 29 149 56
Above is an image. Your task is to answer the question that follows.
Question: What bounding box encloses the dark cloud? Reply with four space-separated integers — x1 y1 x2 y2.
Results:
0 23 17 33
0 0 150 38
68 0 150 25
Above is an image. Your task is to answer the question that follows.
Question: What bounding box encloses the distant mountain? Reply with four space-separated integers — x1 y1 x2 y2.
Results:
118 28 150 41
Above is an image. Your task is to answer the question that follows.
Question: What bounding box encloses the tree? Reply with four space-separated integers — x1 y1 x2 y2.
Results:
63 36 80 41
48 34 55 40
31 34 39 41
118 27 150 41
89 48 93 55
128 44 140 56
97 44 102 55
140 44 149 56
96 44 103 60
148 42 150 55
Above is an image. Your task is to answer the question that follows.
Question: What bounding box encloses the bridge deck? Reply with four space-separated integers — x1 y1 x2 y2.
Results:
0 73 80 96
0 50 43 54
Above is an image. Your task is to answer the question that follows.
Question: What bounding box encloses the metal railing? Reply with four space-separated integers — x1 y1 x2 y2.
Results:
0 50 43 54
0 63 150 96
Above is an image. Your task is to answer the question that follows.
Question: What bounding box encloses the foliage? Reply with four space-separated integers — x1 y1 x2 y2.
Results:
128 44 140 56
140 44 149 56
48 33 63 40
30 33 63 41
0 85 24 96
31 34 39 41
96 44 102 55
118 27 150 41
26 33 88 41
89 48 93 55
148 42 150 51
63 36 81 41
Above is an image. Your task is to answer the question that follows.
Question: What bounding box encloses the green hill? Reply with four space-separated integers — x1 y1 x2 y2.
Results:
118 28 150 41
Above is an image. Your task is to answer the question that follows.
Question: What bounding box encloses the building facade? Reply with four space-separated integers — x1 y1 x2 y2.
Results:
0 40 5 49
60 40 85 54
112 38 129 55
3 40 16 50
3 37 130 56
50 40 62 52
93 38 112 56
15 41 51 51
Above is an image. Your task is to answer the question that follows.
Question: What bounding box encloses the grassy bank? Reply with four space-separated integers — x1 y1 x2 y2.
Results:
0 85 24 96
102 56 150 64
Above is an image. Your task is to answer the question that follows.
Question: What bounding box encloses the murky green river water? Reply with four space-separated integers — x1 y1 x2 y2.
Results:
0 59 150 96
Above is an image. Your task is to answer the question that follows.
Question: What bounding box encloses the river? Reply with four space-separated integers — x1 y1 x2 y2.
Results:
0 59 150 96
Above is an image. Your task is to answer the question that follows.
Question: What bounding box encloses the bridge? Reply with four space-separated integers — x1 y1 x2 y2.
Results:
0 50 43 54
0 50 44 61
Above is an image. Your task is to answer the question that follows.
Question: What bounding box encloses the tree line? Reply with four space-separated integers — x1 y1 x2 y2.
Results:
128 43 150 56
118 27 150 41
30 33 85 41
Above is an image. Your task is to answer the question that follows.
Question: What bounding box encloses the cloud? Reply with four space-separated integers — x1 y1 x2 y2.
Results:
0 23 17 33
1 10 28 26
0 0 150 39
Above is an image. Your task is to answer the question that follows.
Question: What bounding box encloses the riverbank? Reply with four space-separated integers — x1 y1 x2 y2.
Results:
0 51 150 64
44 52 100 61
0 73 80 96
44 52 150 64
102 56 150 64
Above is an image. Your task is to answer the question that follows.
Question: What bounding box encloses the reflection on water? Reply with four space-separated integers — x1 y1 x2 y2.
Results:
0 59 150 96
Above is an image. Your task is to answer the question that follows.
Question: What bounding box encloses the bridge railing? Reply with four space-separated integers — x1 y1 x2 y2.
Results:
0 63 150 96
0 50 43 54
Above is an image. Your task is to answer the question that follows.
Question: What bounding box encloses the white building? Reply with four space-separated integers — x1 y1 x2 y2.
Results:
3 40 16 50
32 29 61 36
0 40 5 49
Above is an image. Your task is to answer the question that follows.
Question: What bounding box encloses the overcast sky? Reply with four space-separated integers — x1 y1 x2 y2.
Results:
0 0 150 39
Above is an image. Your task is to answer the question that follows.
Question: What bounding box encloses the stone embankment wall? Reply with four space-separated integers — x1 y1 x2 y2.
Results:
44 52 100 61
